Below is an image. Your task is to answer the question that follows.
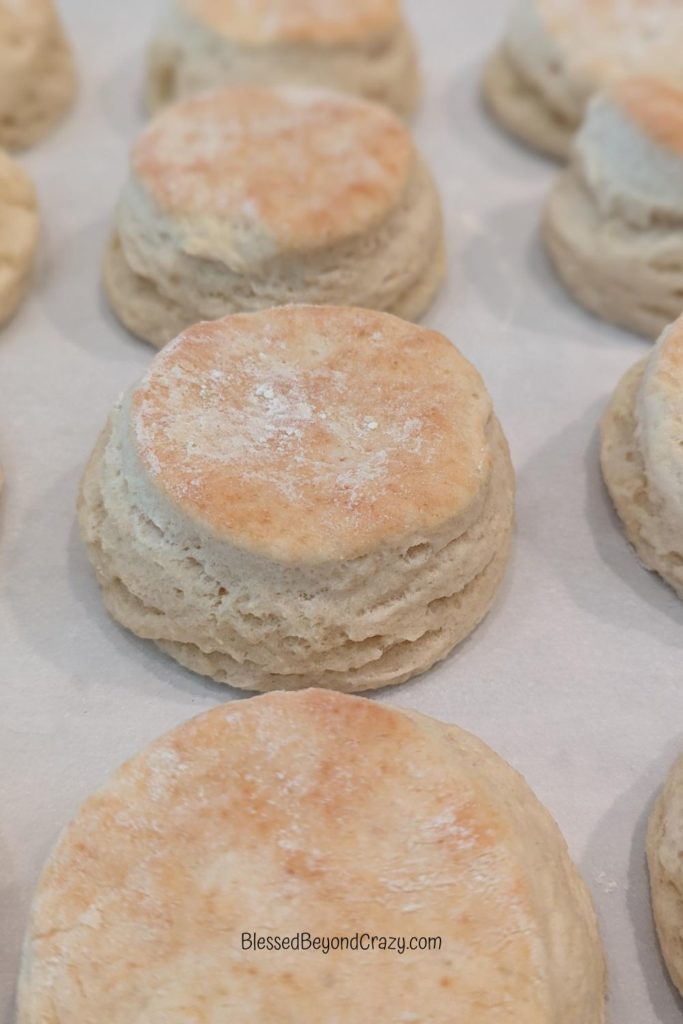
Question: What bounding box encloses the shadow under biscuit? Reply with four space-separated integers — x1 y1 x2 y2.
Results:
515 401 683 640
582 740 683 1024
2 463 240 706
0 458 7 552
5 451 513 707
583 419 683 634
446 56 558 179
39 218 149 364
99 46 149 140
382 535 520 708
463 196 654 349
64 512 248 707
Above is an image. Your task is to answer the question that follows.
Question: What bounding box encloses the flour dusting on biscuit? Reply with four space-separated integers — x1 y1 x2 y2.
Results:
79 306 514 692
105 86 444 349
17 691 606 1024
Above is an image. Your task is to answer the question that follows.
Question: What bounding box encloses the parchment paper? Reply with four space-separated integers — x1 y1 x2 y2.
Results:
1 1 681 1020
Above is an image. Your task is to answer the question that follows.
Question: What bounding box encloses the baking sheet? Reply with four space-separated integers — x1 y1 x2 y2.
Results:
2 1 682 1019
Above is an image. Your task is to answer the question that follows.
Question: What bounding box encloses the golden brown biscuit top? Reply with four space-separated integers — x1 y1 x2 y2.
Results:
611 77 683 156
20 690 551 1024
538 0 683 81
179 0 399 45
132 86 413 255
130 306 493 564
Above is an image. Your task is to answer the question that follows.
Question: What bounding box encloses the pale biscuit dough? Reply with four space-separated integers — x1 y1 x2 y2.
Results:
543 172 683 340
484 0 683 159
0 150 39 326
105 86 445 349
544 79 683 339
648 752 683 999
601 315 683 598
0 0 76 150
79 306 515 692
146 0 420 118
482 46 575 161
18 689 607 1024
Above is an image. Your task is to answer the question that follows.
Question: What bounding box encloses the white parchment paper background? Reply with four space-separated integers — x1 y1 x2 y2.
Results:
1 1 682 1020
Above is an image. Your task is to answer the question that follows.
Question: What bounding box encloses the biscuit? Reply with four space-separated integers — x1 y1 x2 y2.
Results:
104 86 445 349
601 314 683 598
0 0 76 150
79 306 515 692
648 752 683 998
0 150 39 326
482 46 575 161
18 689 607 1023
483 0 683 160
544 78 683 339
146 0 420 118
